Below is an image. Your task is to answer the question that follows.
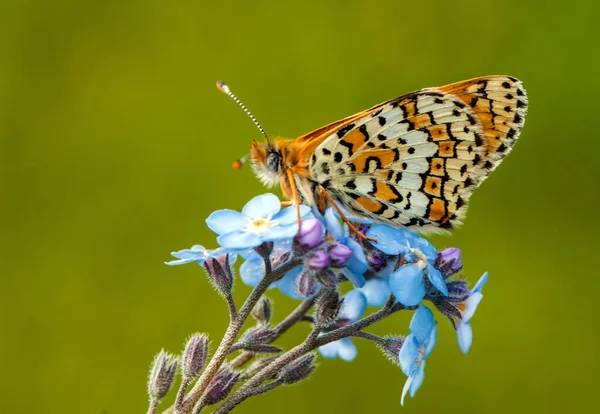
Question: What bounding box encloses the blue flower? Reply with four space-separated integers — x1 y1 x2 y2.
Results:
165 245 229 266
323 209 368 288
367 224 448 306
206 193 310 250
318 290 367 361
456 272 488 354
399 306 438 406
367 224 437 261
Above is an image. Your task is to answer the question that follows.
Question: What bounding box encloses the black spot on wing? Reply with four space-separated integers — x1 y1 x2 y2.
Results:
337 123 355 139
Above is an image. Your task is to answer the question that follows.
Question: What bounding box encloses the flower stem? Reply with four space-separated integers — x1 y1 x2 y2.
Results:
215 295 398 413
147 399 159 414
163 258 302 414
229 296 316 370
174 378 190 411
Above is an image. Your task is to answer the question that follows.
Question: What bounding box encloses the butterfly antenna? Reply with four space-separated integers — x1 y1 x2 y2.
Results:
217 80 270 144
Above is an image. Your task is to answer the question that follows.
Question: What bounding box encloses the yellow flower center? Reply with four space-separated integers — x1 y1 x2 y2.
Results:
247 218 272 234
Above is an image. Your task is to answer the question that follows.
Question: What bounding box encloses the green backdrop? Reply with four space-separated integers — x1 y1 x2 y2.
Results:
1 0 598 412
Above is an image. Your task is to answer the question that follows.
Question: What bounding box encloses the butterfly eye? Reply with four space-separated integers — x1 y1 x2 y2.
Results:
266 151 282 173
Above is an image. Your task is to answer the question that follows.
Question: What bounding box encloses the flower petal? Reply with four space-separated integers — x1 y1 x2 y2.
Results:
337 338 358 362
345 238 368 275
242 193 281 219
405 232 437 262
318 341 339 359
262 223 299 242
170 246 206 260
472 271 489 294
217 230 262 250
409 306 436 343
457 321 473 354
424 322 437 358
367 225 407 255
389 263 426 306
339 290 367 322
164 257 197 266
426 263 448 296
401 376 412 406
206 210 248 235
398 334 419 377
276 266 311 300
409 362 426 397
273 205 311 225
343 269 367 288
462 292 483 323
239 257 265 287
358 278 391 307
324 208 344 241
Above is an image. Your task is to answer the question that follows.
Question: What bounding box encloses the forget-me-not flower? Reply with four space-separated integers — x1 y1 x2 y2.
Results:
206 193 310 250
367 225 448 306
399 306 438 405
456 272 488 354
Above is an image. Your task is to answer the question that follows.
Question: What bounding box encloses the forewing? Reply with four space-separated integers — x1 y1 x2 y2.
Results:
308 76 527 233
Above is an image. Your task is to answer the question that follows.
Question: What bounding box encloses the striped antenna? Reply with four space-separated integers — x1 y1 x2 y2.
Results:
217 80 270 144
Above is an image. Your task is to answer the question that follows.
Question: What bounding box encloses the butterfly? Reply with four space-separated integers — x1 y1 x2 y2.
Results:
218 76 528 239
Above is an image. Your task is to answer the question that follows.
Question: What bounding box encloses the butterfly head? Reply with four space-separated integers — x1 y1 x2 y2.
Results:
250 140 284 188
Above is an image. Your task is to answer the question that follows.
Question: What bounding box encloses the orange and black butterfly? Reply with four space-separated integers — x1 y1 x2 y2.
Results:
218 76 528 238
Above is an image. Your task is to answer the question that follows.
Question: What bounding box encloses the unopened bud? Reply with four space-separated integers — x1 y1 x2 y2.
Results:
251 297 272 325
241 325 278 347
181 333 209 381
294 219 324 250
204 254 234 294
316 290 343 326
436 247 463 278
147 349 179 401
376 336 405 366
315 269 337 289
296 270 318 297
306 249 330 271
204 366 241 405
279 353 316 384
328 243 352 268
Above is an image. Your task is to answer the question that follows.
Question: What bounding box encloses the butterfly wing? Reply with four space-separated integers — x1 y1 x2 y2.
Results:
308 76 528 233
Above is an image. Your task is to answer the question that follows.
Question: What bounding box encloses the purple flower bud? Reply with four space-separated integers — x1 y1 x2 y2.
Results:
251 297 272 324
377 336 405 366
279 353 316 384
147 350 179 401
306 249 330 271
297 270 318 297
328 243 352 268
181 333 209 381
204 366 240 405
204 254 234 294
295 219 324 249
436 247 463 278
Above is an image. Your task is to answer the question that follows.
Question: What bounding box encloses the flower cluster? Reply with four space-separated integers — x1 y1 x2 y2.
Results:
158 193 488 410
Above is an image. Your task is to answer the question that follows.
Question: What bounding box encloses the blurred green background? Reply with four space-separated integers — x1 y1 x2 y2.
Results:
1 0 598 413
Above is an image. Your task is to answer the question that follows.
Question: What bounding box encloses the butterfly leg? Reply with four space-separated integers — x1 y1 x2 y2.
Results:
285 169 303 225
319 188 376 242
280 200 293 208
